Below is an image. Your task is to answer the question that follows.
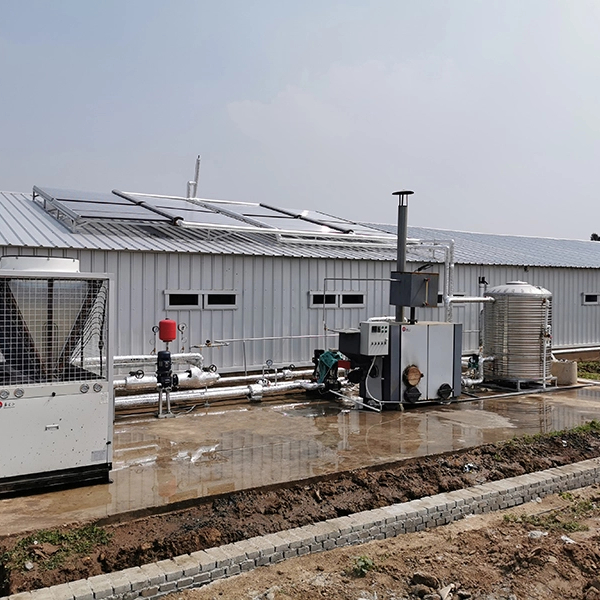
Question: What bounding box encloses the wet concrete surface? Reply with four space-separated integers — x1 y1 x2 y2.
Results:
1 386 600 537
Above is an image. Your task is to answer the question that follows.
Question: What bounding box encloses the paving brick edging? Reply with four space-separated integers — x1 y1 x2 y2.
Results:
5 457 600 600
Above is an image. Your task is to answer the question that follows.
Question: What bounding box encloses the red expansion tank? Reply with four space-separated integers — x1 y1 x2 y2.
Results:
159 318 177 342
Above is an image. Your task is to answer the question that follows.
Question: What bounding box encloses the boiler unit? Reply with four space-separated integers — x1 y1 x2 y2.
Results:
338 191 462 408
0 256 113 495
340 320 462 407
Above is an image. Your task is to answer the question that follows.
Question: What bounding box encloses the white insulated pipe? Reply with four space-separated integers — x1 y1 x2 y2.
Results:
214 368 315 386
114 366 219 392
114 379 323 410
78 353 205 369
447 296 495 304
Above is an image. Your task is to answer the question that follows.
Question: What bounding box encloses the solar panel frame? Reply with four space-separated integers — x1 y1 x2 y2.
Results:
128 195 272 229
34 187 173 226
33 187 397 243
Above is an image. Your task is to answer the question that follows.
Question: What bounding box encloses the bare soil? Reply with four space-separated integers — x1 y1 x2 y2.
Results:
2 425 600 596
173 486 600 600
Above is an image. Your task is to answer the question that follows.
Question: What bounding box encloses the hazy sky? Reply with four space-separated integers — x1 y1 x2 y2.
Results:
1 1 599 239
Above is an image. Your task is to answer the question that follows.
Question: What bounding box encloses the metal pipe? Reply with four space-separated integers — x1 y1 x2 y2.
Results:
392 190 413 322
442 242 454 322
396 239 455 322
78 353 205 369
179 218 396 241
112 190 184 225
553 346 600 355
114 379 323 410
479 278 488 297
204 333 337 345
447 296 495 304
213 369 315 386
192 155 201 197
461 355 494 387
114 366 219 392
542 298 552 389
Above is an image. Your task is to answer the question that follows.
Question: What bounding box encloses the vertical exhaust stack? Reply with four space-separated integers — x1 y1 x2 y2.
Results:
186 155 202 199
392 190 414 322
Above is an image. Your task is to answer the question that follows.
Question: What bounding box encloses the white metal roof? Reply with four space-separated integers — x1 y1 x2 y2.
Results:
367 222 600 268
2 190 600 268
0 191 396 260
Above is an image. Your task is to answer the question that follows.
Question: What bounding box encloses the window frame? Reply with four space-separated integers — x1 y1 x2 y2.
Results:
164 290 202 310
164 290 238 310
309 291 338 308
308 291 366 309
339 292 366 308
582 292 600 306
203 292 238 310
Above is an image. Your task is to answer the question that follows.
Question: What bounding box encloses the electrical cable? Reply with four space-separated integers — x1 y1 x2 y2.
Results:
364 355 383 410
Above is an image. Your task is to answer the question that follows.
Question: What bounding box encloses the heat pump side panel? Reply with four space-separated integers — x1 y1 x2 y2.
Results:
0 387 111 480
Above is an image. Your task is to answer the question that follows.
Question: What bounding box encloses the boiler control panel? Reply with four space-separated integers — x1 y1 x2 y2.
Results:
359 322 389 356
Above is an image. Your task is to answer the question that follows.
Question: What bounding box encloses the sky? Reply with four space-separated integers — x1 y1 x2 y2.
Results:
1 1 600 240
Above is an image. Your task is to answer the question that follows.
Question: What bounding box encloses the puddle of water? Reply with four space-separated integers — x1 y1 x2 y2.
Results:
1 387 600 536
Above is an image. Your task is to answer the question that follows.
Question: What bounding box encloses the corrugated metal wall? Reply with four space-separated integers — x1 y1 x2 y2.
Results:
1 246 599 370
417 263 600 353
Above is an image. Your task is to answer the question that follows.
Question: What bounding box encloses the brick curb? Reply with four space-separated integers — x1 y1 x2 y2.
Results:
4 457 600 600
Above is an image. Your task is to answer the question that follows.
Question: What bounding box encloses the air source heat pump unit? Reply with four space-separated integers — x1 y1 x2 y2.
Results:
0 257 113 495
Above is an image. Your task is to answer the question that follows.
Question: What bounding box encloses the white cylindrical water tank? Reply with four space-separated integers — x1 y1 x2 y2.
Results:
483 281 552 383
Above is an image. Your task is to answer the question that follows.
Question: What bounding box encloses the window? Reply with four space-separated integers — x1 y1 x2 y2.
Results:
204 293 237 309
339 293 365 307
310 293 337 307
165 291 201 309
165 290 237 310
309 291 366 308
582 293 599 306
168 293 200 307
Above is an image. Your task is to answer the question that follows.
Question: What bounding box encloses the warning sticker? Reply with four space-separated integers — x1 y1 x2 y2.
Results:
91 449 107 462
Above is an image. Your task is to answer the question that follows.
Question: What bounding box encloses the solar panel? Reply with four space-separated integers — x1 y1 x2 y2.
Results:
144 197 261 228
34 187 173 226
34 186 396 244
308 210 393 236
195 200 354 234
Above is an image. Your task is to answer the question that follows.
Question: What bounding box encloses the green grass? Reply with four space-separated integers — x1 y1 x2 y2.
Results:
503 420 600 447
578 361 600 381
503 497 598 533
1 525 112 573
350 555 375 577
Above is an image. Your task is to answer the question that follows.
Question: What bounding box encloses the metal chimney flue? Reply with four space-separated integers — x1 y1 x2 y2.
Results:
187 155 202 198
392 190 414 322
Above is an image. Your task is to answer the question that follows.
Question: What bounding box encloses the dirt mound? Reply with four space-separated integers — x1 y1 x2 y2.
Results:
2 423 600 595
177 490 600 600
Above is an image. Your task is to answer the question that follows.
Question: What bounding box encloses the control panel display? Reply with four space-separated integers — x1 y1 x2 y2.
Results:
359 322 389 356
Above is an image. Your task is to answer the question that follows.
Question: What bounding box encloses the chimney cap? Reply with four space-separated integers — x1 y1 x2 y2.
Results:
392 190 414 196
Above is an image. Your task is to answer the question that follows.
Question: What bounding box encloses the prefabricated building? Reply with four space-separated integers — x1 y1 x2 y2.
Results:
0 188 599 373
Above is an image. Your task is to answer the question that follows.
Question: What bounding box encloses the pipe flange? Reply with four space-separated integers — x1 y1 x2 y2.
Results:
247 384 263 402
